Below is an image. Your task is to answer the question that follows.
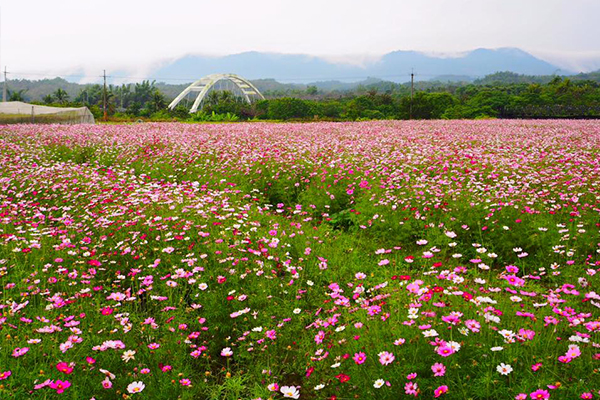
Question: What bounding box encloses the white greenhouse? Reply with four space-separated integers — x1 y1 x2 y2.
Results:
0 101 95 124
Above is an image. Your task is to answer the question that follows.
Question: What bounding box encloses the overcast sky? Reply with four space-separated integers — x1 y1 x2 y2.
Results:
2 0 600 80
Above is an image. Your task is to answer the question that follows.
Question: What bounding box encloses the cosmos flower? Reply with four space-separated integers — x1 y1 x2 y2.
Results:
434 385 449 398
221 347 233 357
127 381 145 394
530 389 550 399
497 363 513 375
431 363 446 377
373 379 385 388
50 380 71 394
280 386 300 399
378 351 395 365
353 352 366 365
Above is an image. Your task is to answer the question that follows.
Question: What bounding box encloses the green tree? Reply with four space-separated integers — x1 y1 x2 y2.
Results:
43 94 55 104
8 89 27 102
53 88 70 105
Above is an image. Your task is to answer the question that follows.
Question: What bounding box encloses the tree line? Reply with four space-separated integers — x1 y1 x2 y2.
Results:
7 72 600 121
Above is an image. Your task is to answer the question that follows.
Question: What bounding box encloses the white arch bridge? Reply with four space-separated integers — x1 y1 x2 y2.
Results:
168 73 265 113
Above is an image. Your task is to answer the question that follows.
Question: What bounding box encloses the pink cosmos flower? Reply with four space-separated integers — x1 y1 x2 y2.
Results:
101 378 113 389
530 389 550 399
431 362 446 377
405 381 419 397
353 352 366 365
516 394 527 400
567 344 581 358
436 345 455 357
266 330 277 340
407 373 417 380
378 351 395 366
531 363 542 371
580 393 593 399
12 347 29 357
434 385 449 398
0 371 11 380
180 379 192 386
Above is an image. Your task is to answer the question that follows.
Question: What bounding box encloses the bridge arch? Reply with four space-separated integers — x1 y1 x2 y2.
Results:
168 73 265 113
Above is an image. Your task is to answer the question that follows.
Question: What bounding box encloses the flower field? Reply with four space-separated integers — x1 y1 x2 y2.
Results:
0 120 599 399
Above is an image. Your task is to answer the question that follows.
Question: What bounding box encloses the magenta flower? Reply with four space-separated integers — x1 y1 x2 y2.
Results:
436 345 455 357
56 362 73 374
50 380 71 394
0 371 11 380
434 385 449 398
353 352 366 365
530 389 550 399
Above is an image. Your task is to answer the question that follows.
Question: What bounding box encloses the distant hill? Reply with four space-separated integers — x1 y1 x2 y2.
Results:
153 48 571 83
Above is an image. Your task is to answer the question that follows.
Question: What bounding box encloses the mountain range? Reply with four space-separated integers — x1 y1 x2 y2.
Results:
152 48 570 83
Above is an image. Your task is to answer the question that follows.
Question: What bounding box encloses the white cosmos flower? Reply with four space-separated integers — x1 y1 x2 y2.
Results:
374 379 385 388
121 350 136 362
220 347 233 357
127 381 145 394
280 386 300 399
496 363 513 375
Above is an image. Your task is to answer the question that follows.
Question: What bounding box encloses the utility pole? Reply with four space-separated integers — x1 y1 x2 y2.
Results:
2 66 7 102
103 69 107 121
409 69 414 120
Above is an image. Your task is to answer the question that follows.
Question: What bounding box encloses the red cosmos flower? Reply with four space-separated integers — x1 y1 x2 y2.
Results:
463 292 473 301
433 286 444 293
335 373 350 383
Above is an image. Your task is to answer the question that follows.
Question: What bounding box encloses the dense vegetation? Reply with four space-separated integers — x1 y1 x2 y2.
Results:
4 71 600 121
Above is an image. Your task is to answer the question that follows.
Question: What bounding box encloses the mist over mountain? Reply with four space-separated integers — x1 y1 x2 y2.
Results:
153 48 570 83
